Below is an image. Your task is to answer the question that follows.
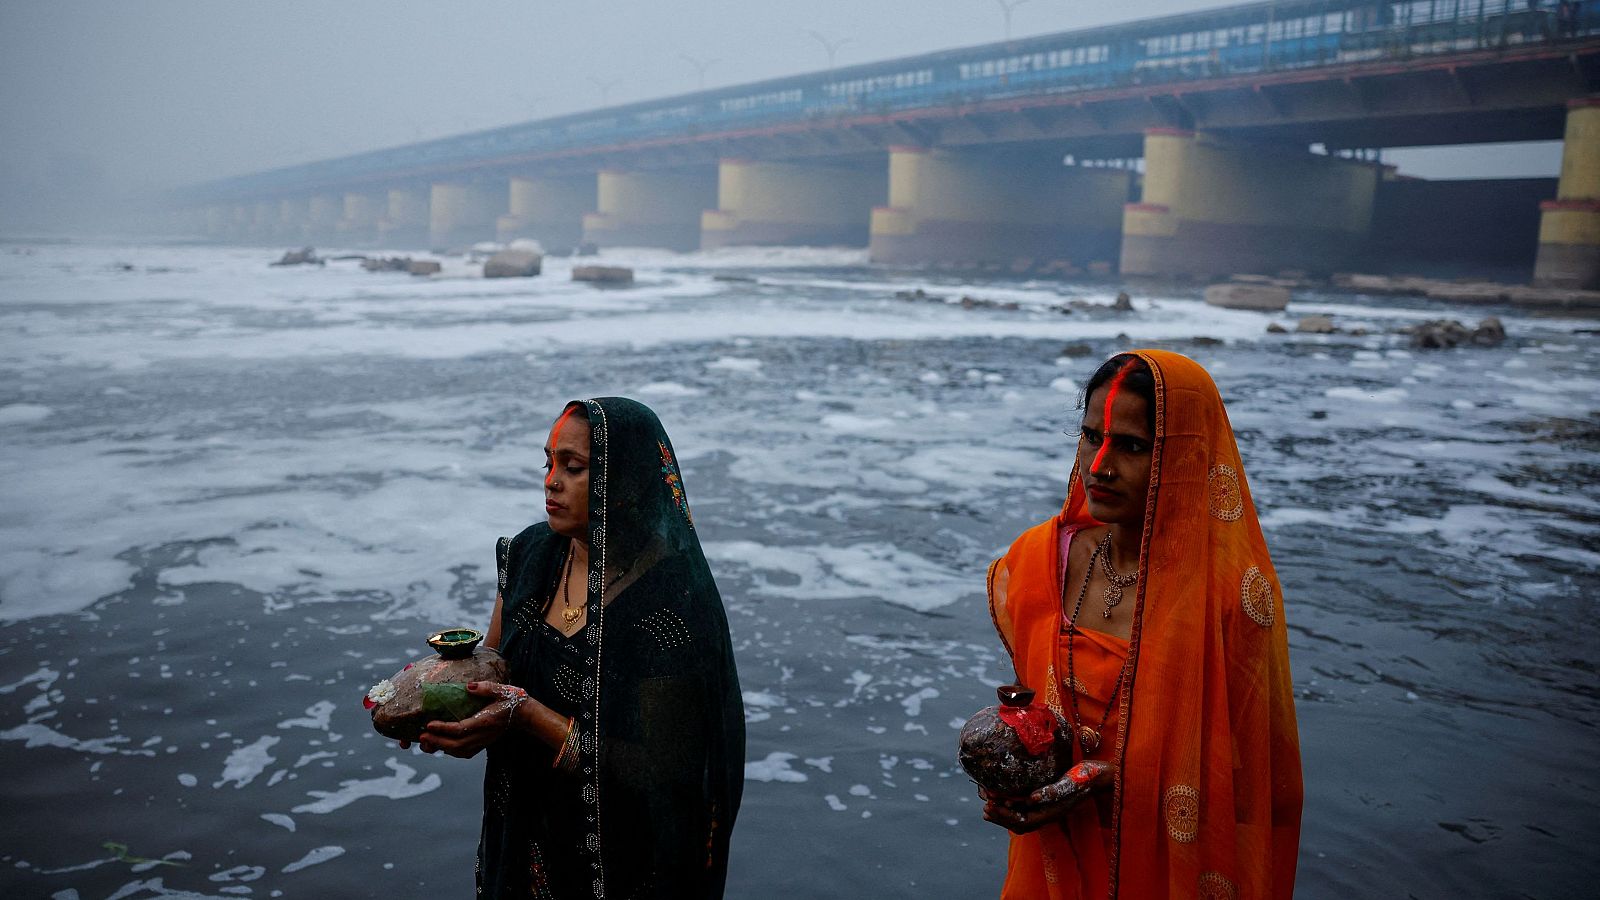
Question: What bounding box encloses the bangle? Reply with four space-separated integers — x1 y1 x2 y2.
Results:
552 717 580 774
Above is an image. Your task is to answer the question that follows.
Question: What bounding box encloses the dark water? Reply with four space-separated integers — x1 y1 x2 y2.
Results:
0 242 1596 898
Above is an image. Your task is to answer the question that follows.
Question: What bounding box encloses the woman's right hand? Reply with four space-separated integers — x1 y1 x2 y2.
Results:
981 761 1115 834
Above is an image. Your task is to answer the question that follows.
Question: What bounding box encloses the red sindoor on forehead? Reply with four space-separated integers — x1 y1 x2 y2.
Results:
545 405 580 487
1090 360 1137 474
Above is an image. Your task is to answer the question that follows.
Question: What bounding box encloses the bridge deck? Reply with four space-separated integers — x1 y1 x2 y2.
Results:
186 0 1600 202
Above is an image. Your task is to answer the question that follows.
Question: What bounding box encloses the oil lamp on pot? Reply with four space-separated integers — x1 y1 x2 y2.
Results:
957 684 1069 799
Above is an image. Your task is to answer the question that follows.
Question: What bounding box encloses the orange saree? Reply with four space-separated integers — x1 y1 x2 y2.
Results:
987 350 1303 900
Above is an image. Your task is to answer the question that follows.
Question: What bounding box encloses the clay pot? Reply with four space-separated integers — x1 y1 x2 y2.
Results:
367 629 509 741
957 684 1067 799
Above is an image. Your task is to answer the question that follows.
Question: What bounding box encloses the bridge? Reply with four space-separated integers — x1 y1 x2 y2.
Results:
177 0 1600 287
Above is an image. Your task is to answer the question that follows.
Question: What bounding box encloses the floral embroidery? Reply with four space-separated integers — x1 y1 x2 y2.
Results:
1164 784 1200 843
659 441 694 526
1199 871 1237 900
1044 663 1064 717
1240 566 1276 628
1207 463 1244 521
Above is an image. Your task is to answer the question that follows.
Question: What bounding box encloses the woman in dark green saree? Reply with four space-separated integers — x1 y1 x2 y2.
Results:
417 398 744 899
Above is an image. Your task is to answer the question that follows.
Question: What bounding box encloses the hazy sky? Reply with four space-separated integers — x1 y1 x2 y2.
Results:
0 0 1561 227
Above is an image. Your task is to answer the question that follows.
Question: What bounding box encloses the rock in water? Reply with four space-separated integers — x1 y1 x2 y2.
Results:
1204 283 1290 311
407 260 442 276
572 265 634 285
270 247 322 267
368 640 508 742
1295 315 1336 334
957 684 1066 799
362 256 412 272
1472 317 1506 346
1408 319 1472 349
483 249 542 278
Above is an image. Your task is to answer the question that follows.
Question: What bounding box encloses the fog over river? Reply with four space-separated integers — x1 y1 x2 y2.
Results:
1 240 1595 898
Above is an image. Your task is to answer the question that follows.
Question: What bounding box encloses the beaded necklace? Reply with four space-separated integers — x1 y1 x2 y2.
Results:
1061 535 1129 755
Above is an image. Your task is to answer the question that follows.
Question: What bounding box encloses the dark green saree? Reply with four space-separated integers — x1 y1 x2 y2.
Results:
479 398 744 900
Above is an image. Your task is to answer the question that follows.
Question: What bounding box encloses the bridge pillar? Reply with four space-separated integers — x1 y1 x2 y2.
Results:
306 195 342 243
499 176 592 252
1122 129 1378 278
1534 97 1600 289
868 146 1129 267
337 192 383 244
430 182 501 249
702 159 884 249
584 168 718 252
251 202 281 241
379 188 429 247
230 205 255 243
277 197 309 242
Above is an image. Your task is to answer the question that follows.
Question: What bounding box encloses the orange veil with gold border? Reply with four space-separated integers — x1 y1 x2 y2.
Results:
987 349 1302 899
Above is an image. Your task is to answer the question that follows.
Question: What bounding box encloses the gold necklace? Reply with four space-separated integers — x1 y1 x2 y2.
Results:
1096 531 1138 618
559 549 581 628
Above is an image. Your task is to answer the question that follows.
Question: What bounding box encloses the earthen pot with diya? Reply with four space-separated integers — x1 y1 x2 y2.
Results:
365 628 509 742
957 684 1069 798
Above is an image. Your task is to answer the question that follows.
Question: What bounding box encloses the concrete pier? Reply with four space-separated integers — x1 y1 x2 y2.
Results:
429 183 501 249
702 159 884 249
498 176 593 252
583 169 718 251
307 195 341 243
276 197 309 242
379 188 429 247
1121 129 1379 278
337 192 382 244
1534 97 1600 289
868 146 1129 267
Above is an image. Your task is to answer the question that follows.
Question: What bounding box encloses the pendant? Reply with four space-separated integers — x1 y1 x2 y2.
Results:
1102 583 1123 618
1077 725 1101 754
562 606 581 626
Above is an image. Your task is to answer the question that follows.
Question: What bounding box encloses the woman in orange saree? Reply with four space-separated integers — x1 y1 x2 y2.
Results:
982 350 1302 900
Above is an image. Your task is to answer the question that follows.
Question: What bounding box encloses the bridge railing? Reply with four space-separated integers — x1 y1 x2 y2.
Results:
191 0 1598 202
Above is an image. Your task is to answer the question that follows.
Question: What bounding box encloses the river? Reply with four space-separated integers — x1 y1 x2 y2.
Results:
0 239 1595 898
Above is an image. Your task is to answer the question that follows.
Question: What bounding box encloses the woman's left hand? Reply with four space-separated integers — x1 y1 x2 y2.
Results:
981 761 1116 834
414 681 528 759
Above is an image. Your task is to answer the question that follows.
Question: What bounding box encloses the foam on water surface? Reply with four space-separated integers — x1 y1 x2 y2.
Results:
1 240 1596 899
